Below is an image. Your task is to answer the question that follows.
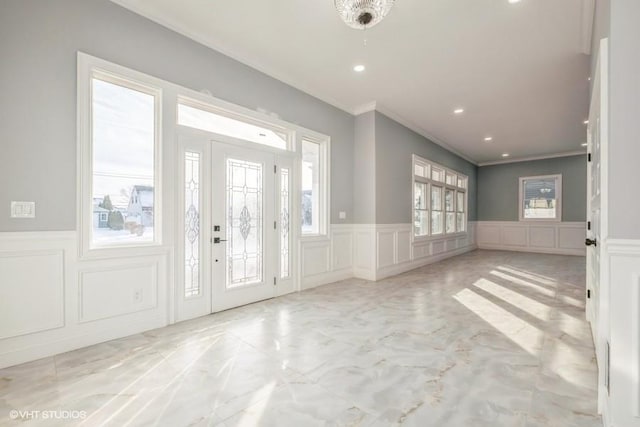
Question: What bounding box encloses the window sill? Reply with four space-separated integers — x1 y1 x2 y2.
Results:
412 231 468 244
518 218 562 223
80 242 169 261
300 233 330 243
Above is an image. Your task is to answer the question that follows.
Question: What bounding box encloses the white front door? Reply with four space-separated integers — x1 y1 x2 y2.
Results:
211 142 277 312
176 133 297 320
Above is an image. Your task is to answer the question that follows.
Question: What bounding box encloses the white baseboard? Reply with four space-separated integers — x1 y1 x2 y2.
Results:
0 316 166 370
476 221 586 256
376 244 477 280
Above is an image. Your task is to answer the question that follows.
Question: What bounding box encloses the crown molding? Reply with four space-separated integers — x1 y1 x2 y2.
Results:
110 0 356 116
375 105 480 166
353 101 377 116
478 150 587 167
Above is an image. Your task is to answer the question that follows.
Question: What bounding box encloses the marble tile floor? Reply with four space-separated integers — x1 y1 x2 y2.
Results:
0 250 601 427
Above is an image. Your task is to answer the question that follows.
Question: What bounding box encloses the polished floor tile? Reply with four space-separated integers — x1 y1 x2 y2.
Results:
0 250 601 426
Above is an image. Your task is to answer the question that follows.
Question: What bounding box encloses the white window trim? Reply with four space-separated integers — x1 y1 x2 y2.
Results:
518 174 562 222
78 52 331 260
412 154 468 242
299 131 331 240
77 55 164 258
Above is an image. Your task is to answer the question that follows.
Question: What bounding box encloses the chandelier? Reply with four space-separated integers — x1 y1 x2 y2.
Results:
334 0 396 30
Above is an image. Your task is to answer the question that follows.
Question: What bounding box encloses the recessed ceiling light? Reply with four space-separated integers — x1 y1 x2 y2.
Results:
581 143 588 147
508 0 522 3
484 137 493 142
454 108 465 114
502 153 510 158
353 64 365 72
583 120 589 124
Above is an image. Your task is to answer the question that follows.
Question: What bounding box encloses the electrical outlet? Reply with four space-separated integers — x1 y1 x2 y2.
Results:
133 288 143 304
339 211 346 220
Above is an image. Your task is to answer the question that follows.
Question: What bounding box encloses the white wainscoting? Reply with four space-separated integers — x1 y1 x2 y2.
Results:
300 223 477 288
3 224 476 367
0 232 170 369
299 224 355 290
606 239 640 426
476 221 586 256
359 223 477 281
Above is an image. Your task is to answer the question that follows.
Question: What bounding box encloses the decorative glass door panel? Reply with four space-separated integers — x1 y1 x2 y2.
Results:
227 158 263 288
280 167 290 278
185 152 201 297
176 135 211 323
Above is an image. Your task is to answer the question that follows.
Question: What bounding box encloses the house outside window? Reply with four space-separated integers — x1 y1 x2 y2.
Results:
519 175 562 221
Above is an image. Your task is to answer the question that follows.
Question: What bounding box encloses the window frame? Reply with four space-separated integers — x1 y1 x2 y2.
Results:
78 55 164 258
299 132 330 239
177 96 294 151
518 174 562 222
412 154 468 241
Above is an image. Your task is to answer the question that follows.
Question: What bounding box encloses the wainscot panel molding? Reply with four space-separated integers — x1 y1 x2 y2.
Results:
2 225 476 367
300 224 355 290
476 221 586 256
354 222 477 282
0 231 170 369
300 223 477 287
606 239 640 424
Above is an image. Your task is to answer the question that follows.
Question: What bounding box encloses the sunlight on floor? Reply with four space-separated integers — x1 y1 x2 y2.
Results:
473 278 551 321
235 381 277 427
496 266 558 287
454 288 543 356
490 270 557 298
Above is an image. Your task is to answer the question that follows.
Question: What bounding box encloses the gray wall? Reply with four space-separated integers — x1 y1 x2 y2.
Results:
374 112 478 224
609 0 640 239
477 155 587 222
353 111 376 224
590 0 610 91
0 0 354 231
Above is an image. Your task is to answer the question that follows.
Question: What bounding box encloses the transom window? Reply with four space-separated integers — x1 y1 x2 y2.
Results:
413 155 467 238
519 175 562 221
177 99 289 150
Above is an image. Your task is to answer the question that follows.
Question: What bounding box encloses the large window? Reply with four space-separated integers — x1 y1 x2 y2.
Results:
519 175 562 221
301 138 327 236
90 73 160 248
413 155 467 238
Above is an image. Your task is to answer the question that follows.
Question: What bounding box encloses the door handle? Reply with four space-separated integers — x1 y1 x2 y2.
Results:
585 238 597 247
213 237 228 244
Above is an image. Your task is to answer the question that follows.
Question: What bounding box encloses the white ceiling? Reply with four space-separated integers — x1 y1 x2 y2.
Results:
112 0 593 164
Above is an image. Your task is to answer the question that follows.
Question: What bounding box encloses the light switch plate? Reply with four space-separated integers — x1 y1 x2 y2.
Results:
339 211 347 220
11 201 35 218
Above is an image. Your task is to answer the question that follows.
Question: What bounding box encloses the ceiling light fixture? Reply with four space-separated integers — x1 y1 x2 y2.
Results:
454 108 465 114
335 0 396 30
353 64 365 72
583 120 589 124
484 137 493 142
581 143 588 147
502 153 510 158
508 0 522 3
